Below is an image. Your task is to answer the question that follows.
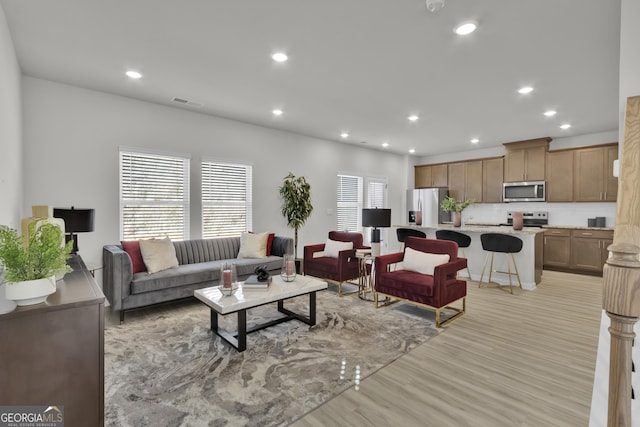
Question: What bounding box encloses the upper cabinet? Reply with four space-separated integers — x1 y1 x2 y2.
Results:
482 157 504 203
546 150 574 202
448 160 483 202
503 137 550 182
415 164 447 188
574 143 618 202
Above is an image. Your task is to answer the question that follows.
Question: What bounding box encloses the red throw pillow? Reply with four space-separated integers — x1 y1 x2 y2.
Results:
120 240 147 274
249 232 276 256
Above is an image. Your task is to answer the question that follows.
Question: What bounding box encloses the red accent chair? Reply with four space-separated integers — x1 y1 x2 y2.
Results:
374 236 467 327
304 231 369 296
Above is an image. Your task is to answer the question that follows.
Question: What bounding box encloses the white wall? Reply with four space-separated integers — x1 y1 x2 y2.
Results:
0 4 22 229
22 77 409 278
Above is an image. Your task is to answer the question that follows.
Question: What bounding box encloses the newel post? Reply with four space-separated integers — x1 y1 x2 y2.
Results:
602 95 640 427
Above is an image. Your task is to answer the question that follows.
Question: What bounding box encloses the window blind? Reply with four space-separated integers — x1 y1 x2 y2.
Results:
336 174 363 232
120 150 190 241
202 161 252 238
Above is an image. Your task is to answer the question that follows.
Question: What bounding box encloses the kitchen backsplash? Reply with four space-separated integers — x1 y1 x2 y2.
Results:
462 202 617 228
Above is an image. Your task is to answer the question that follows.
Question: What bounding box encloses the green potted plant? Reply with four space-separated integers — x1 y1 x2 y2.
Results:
440 197 474 227
0 222 73 306
279 172 313 263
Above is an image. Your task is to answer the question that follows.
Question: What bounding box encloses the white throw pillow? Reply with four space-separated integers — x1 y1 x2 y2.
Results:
402 247 450 275
139 237 179 274
324 239 353 258
237 232 269 259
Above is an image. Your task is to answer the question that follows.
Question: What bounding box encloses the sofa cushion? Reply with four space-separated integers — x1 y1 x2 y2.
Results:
131 261 223 294
402 247 449 275
237 232 269 258
305 256 339 275
139 237 179 274
120 240 147 274
324 239 353 258
376 270 434 297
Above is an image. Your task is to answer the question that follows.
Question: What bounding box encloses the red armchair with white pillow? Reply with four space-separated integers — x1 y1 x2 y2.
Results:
303 231 369 296
374 236 467 327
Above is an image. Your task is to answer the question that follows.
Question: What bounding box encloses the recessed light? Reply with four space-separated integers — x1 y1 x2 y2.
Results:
408 115 419 122
272 109 283 116
126 70 142 79
454 22 477 36
382 142 389 148
409 148 416 154
518 86 534 94
543 110 557 117
340 132 349 138
560 124 572 130
471 138 479 144
272 52 288 63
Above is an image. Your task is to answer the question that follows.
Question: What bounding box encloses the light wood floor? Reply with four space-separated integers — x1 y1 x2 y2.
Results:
292 270 603 427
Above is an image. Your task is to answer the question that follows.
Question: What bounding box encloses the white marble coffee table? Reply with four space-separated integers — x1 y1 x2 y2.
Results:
194 274 328 352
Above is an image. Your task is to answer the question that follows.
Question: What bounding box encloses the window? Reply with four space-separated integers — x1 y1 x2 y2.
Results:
365 177 389 245
120 149 190 241
336 174 363 232
202 161 252 238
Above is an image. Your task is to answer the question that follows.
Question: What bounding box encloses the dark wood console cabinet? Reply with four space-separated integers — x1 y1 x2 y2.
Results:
0 255 105 426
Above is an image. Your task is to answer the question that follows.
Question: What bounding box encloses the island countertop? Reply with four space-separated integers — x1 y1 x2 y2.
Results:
395 223 546 235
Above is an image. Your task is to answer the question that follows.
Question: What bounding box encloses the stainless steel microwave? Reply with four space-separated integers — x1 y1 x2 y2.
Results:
503 181 545 202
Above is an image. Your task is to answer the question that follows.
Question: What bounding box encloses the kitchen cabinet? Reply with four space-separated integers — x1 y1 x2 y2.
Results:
570 229 614 273
415 164 448 188
503 137 550 182
482 157 504 203
543 228 571 268
574 143 618 202
546 150 574 202
448 160 483 202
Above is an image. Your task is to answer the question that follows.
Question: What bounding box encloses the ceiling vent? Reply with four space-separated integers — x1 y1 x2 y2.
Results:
171 97 203 107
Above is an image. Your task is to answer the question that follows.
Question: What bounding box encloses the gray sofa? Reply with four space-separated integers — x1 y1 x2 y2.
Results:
103 235 293 322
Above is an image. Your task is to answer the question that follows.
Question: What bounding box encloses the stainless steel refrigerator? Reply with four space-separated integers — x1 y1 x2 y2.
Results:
407 188 449 226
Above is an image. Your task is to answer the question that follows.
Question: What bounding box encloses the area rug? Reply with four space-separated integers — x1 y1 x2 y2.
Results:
104 284 442 426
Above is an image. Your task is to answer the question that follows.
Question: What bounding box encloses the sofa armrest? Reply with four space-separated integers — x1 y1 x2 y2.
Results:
375 252 404 273
103 245 133 311
304 244 326 261
433 257 468 281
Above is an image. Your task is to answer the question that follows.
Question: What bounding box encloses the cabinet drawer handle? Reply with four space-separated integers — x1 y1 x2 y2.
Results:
581 232 593 236
551 231 562 234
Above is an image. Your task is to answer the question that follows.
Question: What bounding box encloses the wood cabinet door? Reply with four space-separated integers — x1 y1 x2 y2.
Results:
571 237 605 271
546 151 574 201
524 146 546 181
504 149 525 182
574 147 605 201
415 165 432 188
604 145 618 201
482 157 504 203
447 162 466 201
544 235 571 268
431 164 448 187
601 239 613 266
465 160 483 202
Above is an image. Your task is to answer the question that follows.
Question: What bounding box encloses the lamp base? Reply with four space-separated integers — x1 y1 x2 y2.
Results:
65 233 79 254
371 242 381 257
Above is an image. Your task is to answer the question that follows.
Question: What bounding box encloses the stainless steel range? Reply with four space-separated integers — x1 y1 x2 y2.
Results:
506 211 548 227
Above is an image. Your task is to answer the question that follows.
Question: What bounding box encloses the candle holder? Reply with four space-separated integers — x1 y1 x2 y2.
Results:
220 263 238 296
281 253 296 282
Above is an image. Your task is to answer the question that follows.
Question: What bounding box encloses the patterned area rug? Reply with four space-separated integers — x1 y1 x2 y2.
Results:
104 284 441 426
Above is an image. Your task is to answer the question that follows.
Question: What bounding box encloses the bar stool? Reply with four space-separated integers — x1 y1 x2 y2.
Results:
479 233 523 294
435 230 472 280
396 228 426 251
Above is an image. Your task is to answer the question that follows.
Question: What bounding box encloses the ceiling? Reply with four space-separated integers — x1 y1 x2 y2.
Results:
1 0 621 156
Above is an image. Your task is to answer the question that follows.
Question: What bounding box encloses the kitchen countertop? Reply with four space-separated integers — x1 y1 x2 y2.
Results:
398 223 546 235
541 224 615 231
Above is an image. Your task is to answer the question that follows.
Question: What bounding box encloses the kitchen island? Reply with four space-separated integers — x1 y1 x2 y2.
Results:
395 224 545 290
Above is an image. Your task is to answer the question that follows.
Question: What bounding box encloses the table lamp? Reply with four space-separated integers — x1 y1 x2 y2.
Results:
362 208 391 257
54 207 95 254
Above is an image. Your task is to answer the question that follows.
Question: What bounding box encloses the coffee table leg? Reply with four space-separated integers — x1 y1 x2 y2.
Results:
237 309 247 352
210 309 218 331
309 291 316 325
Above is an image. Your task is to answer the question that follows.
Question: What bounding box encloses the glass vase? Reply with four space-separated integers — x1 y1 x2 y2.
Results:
281 253 296 282
220 263 237 295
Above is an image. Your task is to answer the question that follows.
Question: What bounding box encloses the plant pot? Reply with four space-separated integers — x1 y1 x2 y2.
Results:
452 212 462 227
5 276 56 306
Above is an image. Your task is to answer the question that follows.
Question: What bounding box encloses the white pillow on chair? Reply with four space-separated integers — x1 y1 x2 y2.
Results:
324 239 353 258
402 247 450 275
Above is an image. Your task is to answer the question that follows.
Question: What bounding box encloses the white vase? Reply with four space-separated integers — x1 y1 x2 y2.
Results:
5 276 56 306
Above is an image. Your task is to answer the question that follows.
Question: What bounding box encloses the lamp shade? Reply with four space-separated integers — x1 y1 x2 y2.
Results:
54 207 95 233
362 208 391 228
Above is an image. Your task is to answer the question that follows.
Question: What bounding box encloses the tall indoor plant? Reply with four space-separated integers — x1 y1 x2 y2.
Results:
0 222 73 306
279 172 313 259
440 197 474 227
